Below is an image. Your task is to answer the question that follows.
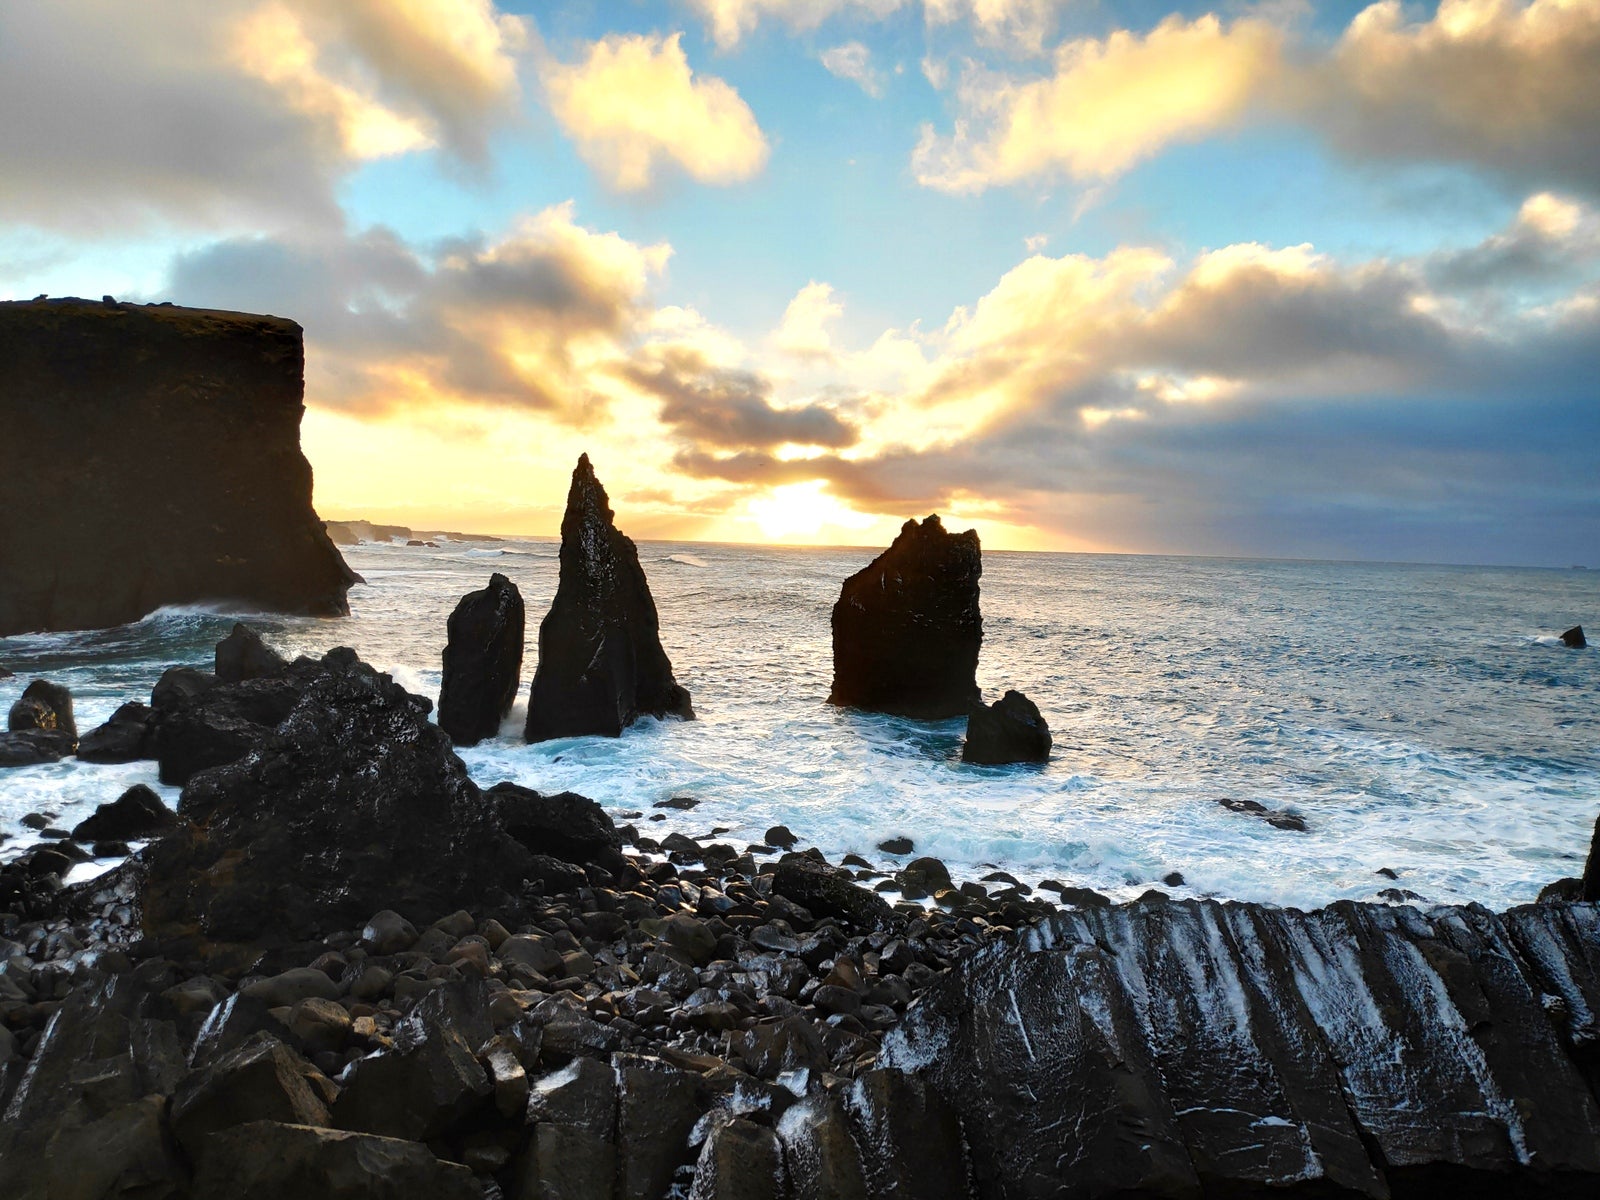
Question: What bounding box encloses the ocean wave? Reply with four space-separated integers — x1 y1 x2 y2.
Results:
665 554 709 568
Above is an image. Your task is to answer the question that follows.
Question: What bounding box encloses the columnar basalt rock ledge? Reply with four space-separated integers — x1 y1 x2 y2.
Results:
0 297 358 636
828 515 982 719
525 454 693 742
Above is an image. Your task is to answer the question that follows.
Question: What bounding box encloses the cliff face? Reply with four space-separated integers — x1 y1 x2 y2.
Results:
0 297 357 636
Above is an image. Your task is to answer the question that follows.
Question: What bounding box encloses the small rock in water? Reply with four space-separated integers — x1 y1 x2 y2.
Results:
765 824 798 848
1162 871 1185 888
962 690 1051 765
1561 625 1587 648
878 837 914 855
71 784 178 842
656 796 699 810
1376 867 1399 880
1217 797 1308 832
215 623 287 684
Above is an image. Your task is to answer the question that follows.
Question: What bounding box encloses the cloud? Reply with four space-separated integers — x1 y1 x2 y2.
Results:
540 33 769 191
1317 0 1600 194
685 0 907 51
1428 192 1600 290
914 1 1600 198
913 14 1285 193
820 41 886 97
0 0 529 235
923 0 1067 56
774 282 845 360
163 202 669 415
620 346 859 449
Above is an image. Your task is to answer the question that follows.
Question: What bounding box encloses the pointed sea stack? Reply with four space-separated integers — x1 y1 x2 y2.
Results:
1562 625 1586 648
963 690 1051 764
524 456 692 742
828 515 981 718
0 298 357 635
439 573 525 746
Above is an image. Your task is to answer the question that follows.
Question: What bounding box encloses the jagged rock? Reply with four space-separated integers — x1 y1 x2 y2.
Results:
438 572 525 746
828 515 981 718
490 781 626 873
170 1031 332 1158
691 1116 787 1200
191 992 294 1067
0 298 358 636
773 858 892 929
0 728 73 767
192 1121 480 1199
216 622 288 683
778 1095 872 1200
1562 625 1587 648
325 521 360 546
617 1057 701 1200
139 650 533 964
70 783 178 842
525 455 692 742
732 1016 830 1080
1216 797 1308 832
846 1069 971 1200
1585 814 1600 902
962 689 1051 764
76 701 154 763
8 679 76 742
148 655 316 785
334 1014 490 1141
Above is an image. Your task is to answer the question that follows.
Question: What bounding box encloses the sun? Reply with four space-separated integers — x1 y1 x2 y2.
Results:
745 480 875 543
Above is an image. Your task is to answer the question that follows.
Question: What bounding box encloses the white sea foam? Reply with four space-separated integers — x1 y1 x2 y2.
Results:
666 554 709 568
2 543 1595 908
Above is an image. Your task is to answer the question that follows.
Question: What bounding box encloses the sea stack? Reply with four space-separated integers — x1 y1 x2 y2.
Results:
525 455 692 742
1562 625 1587 648
963 690 1051 764
828 515 981 718
0 298 357 636
438 573 525 746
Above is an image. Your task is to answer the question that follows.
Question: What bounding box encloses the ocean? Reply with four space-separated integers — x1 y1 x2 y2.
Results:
2 540 1596 910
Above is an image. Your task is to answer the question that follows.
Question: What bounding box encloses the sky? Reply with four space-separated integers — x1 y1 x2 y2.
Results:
2 0 1597 563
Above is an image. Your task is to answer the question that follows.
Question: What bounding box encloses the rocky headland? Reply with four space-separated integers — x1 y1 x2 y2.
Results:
828 515 982 719
525 455 693 742
2 627 1599 1197
0 298 357 636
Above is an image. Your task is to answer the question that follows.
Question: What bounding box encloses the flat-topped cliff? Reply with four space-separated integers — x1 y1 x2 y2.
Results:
0 297 356 636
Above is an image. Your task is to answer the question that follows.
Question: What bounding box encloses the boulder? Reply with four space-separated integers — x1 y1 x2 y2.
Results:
616 1057 702 1200
962 689 1051 764
139 649 534 964
1584 813 1600 902
216 622 288 683
192 1121 480 1199
170 1031 332 1158
76 701 154 763
7 679 76 742
0 728 73 767
70 783 178 842
333 1017 490 1142
438 572 524 746
828 515 981 718
1563 625 1587 648
525 454 693 741
0 298 358 637
491 781 625 873
691 1116 788 1200
778 1095 872 1200
773 857 892 930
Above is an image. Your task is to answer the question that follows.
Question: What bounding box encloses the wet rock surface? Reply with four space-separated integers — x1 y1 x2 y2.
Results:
0 298 357 636
1561 624 1586 648
526 455 693 742
961 690 1050 765
439 572 525 746
828 515 981 719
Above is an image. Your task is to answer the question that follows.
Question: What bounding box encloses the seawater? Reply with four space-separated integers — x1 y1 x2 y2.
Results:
1 541 1596 910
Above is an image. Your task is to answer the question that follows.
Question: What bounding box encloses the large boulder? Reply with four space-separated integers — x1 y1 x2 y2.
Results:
525 454 692 742
773 857 892 930
490 782 626 874
962 690 1052 764
139 649 534 963
216 623 288 683
192 1122 480 1199
70 783 178 842
438 572 524 746
0 298 358 636
828 515 981 718
76 701 154 763
8 679 76 742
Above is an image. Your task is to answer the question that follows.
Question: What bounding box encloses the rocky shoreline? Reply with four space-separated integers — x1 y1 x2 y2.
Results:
1 634 1599 1196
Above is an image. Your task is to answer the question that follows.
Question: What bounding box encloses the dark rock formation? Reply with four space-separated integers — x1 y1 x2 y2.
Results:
1217 796 1308 832
140 649 534 964
1584 813 1600 902
525 455 692 742
193 1122 480 1199
438 572 524 746
1563 625 1587 648
76 701 153 763
773 856 893 930
0 679 77 766
884 897 1600 1197
828 515 981 718
489 782 626 875
216 622 288 683
70 784 178 842
0 298 357 636
962 689 1051 764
